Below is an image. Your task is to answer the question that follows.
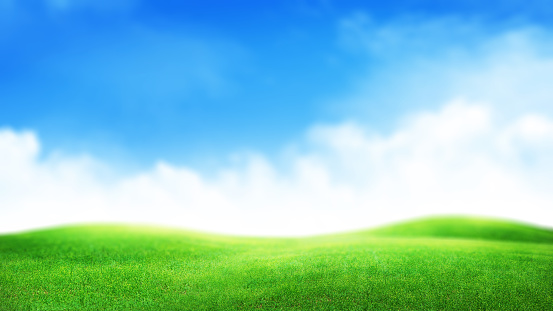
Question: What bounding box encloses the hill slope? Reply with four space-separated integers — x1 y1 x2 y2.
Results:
1 218 552 310
358 216 553 243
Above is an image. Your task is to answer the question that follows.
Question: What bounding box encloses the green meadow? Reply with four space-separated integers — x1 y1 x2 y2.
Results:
1 217 552 310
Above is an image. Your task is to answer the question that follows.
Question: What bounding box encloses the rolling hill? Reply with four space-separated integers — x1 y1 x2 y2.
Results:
1 217 552 310
357 216 553 243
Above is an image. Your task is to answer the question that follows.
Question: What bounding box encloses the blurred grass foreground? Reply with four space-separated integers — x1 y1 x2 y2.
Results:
1 216 552 310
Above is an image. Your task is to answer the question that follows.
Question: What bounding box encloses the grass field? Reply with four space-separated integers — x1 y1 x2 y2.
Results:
1 216 552 310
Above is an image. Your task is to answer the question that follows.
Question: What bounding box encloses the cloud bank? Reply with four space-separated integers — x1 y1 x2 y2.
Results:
2 100 553 235
334 14 553 127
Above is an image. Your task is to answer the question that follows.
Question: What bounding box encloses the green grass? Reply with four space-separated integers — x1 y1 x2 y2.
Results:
359 216 553 243
1 217 552 310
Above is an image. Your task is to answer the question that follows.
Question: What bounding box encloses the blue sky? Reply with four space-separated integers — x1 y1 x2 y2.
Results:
2 0 553 234
2 0 552 168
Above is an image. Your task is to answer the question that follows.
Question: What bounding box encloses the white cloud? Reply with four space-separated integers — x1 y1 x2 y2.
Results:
1 100 553 235
334 14 553 123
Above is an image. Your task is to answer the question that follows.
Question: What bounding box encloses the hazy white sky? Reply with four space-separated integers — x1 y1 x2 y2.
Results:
2 98 553 235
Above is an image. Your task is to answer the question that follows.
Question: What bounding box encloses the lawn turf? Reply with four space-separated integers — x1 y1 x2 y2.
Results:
1 217 552 310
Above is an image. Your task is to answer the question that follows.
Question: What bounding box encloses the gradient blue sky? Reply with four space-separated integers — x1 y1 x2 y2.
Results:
2 0 552 169
2 0 553 234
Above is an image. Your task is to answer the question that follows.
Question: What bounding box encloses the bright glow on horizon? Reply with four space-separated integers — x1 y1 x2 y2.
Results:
2 100 552 236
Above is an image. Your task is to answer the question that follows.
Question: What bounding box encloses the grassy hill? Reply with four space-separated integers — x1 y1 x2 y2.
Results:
1 217 552 310
357 216 553 243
